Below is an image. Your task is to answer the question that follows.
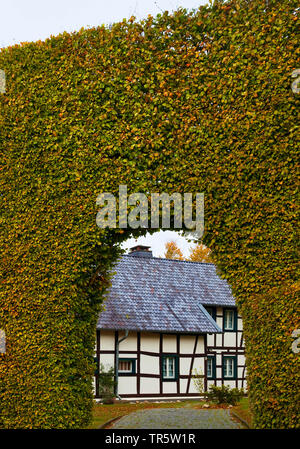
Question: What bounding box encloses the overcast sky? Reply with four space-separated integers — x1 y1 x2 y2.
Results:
0 0 208 48
0 0 208 256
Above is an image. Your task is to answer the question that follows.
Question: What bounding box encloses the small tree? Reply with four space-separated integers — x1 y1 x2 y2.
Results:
192 367 204 395
98 364 116 404
164 241 184 260
164 241 212 263
188 244 212 263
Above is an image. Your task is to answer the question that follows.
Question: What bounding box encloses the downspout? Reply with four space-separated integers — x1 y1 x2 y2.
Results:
115 330 129 400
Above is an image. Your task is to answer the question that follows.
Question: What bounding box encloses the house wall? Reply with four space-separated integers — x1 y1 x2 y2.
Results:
95 330 207 399
206 307 247 390
94 306 247 399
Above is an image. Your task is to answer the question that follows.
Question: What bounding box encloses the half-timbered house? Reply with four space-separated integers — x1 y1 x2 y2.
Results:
94 245 246 400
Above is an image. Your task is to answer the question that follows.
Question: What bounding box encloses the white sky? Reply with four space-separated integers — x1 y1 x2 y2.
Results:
0 0 207 257
0 0 208 48
121 230 197 258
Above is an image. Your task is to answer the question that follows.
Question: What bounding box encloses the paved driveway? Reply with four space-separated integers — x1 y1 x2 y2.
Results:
111 408 245 429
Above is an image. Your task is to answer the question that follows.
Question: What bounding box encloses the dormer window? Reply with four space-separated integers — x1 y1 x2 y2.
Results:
205 306 216 321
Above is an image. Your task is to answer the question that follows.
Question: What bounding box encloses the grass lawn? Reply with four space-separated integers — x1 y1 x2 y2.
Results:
232 397 253 428
89 398 251 429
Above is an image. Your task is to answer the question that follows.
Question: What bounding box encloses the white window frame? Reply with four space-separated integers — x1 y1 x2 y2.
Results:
118 359 133 373
163 356 176 379
224 309 234 331
224 357 234 378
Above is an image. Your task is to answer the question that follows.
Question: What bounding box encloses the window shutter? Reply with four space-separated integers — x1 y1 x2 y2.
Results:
234 357 238 379
212 356 216 379
175 355 179 380
132 359 136 374
233 309 238 331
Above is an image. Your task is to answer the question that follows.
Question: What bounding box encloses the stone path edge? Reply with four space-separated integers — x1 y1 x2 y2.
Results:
100 415 124 429
230 410 250 429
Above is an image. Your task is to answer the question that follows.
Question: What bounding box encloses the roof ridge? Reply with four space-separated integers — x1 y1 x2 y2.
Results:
122 254 215 266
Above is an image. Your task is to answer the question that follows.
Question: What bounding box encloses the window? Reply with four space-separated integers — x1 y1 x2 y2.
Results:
118 358 136 374
207 355 216 379
223 309 237 331
205 307 216 321
162 355 178 380
222 356 237 379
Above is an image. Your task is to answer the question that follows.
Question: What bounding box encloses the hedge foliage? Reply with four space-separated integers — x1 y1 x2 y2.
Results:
0 0 299 428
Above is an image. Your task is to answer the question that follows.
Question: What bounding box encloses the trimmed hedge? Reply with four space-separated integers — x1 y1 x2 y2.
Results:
0 0 299 428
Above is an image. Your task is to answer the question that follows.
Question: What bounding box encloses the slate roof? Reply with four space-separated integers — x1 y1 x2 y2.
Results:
97 255 236 334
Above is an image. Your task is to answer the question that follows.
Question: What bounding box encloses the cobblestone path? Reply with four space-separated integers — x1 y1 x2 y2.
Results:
111 408 245 429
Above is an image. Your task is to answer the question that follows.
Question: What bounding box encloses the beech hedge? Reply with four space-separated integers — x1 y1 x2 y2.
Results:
0 0 299 428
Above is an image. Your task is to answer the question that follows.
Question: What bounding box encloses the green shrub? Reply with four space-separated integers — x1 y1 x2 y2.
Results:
207 386 244 406
98 364 116 404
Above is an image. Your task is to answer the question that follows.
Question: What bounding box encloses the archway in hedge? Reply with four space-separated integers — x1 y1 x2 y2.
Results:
0 0 298 429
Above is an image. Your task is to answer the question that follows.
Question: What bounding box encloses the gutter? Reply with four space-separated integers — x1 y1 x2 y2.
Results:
115 330 129 400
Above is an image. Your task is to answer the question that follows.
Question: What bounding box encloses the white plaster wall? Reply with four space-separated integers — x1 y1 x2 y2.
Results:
140 354 160 375
196 337 205 353
180 357 192 375
238 367 246 378
141 332 159 352
163 382 177 394
119 376 137 395
140 377 160 394
216 308 223 328
162 334 177 352
216 334 222 347
192 358 205 373
180 335 196 353
224 333 236 347
238 317 243 331
238 354 245 365
100 330 115 350
99 353 114 370
238 332 244 347
180 379 188 394
207 334 214 346
119 331 137 351
188 378 199 393
119 353 137 359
